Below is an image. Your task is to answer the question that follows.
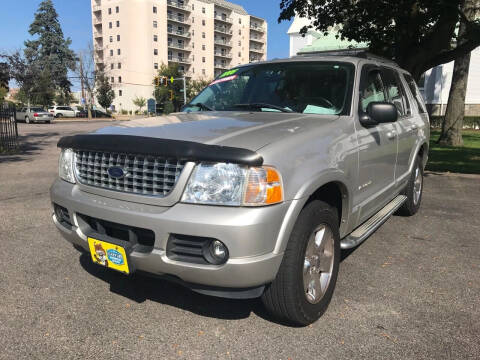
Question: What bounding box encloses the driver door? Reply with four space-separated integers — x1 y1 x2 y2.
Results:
354 65 398 224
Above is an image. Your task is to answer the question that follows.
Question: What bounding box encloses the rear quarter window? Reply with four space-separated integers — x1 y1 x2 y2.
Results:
403 73 427 114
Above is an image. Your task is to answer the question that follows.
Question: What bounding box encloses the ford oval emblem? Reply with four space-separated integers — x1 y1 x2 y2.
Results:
107 166 126 179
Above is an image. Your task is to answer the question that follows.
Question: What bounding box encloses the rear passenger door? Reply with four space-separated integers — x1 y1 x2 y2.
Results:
381 67 415 182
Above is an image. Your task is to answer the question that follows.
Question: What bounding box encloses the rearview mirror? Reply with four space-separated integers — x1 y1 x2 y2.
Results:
359 102 398 127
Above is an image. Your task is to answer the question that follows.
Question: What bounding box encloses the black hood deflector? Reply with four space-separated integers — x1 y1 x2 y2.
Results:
57 134 264 166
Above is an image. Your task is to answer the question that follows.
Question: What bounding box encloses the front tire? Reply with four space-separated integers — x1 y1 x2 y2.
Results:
25 116 30 124
398 155 424 216
261 200 340 326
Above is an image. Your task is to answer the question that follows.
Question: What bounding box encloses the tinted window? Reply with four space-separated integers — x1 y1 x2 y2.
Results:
30 107 44 112
360 70 386 112
403 73 427 114
382 68 409 117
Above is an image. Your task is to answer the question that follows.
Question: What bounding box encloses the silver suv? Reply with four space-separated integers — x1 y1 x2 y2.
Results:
50 52 429 325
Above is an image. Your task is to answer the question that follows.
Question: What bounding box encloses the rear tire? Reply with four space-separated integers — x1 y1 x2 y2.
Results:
261 200 340 326
56 113 63 118
398 155 423 216
25 116 30 124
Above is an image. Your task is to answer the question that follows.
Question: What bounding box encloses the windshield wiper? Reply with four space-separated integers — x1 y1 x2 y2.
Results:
231 103 294 113
189 102 214 111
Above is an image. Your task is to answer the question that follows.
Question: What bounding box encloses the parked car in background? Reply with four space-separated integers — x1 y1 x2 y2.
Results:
16 107 54 123
74 109 112 118
48 106 76 118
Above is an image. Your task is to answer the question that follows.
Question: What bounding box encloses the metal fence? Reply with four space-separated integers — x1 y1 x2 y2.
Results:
0 103 18 151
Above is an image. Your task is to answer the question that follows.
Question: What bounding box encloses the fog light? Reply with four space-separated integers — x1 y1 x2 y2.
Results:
203 240 229 265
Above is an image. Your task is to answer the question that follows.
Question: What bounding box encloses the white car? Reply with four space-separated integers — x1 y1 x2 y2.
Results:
48 106 76 118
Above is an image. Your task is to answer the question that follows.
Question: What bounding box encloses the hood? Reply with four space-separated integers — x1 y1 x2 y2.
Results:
95 112 339 151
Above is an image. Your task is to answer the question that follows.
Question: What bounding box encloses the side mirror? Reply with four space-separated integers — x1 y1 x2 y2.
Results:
360 102 398 127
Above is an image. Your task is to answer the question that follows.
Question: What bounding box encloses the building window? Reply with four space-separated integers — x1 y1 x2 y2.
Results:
202 19 205 26
239 30 241 35
110 63 114 70
117 35 120 41
153 21 157 28
117 49 121 55
111 77 114 83
202 32 205 39
192 42 195 48
202 57 205 63
119 90 122 96
116 6 119 13
192 55 195 61
116 20 120 27
109 22 112 28
153 35 158 42
202 69 206 75
238 41 241 46
154 49 158 55
153 6 157 13
239 18 242 24
110 49 113 56
108 8 112 15
202 7 205 13
192 29 195 36
154 63 158 69
192 17 194 23
238 52 241 57
192 4 194 10
202 44 205 50
118 63 122 69
118 76 122 83
109 36 113 42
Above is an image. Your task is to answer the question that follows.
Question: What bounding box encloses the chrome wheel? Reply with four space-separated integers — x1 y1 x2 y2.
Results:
303 224 335 304
413 165 422 206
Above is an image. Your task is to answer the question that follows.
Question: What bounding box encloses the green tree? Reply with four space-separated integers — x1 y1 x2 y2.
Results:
55 91 74 106
279 0 480 81
0 87 7 102
96 71 115 112
187 78 212 102
153 63 183 112
0 62 9 92
24 0 76 99
133 96 147 113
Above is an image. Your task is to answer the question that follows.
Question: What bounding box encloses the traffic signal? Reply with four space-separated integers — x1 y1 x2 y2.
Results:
163 77 168 87
169 90 174 100
154 76 160 87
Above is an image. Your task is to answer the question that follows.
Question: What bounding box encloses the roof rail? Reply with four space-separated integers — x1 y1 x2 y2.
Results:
295 48 398 66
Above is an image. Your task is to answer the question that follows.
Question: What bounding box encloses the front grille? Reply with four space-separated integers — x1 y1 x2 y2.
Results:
74 150 186 197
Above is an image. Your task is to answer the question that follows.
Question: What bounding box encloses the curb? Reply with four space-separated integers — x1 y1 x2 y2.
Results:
424 171 480 179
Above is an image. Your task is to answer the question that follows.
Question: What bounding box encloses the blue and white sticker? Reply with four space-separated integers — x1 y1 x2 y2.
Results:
107 249 124 265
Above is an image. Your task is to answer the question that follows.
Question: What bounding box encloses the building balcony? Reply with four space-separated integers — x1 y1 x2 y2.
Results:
167 0 190 12
168 55 192 64
93 30 103 39
167 13 190 25
168 42 192 51
250 37 264 44
93 16 102 25
250 24 265 32
214 52 232 59
214 15 232 23
249 57 262 63
214 39 232 47
167 28 191 38
214 63 228 70
214 26 232 35
92 5 101 13
250 47 264 54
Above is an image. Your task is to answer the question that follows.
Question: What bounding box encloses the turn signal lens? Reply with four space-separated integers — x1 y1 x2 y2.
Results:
244 166 284 206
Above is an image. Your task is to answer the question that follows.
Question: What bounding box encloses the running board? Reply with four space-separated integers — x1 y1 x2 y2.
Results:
340 195 407 249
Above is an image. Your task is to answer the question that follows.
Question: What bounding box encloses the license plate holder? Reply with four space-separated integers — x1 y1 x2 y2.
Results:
88 237 132 275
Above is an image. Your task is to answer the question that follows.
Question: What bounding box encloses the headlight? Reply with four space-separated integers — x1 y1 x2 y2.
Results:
181 163 283 206
58 148 76 183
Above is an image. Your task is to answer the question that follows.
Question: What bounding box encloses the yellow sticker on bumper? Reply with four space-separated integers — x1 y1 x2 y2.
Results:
88 238 130 274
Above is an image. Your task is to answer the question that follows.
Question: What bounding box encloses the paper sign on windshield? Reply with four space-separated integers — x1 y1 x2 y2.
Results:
209 74 238 86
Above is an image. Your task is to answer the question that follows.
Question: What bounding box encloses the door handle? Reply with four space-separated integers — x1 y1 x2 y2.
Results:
386 130 397 140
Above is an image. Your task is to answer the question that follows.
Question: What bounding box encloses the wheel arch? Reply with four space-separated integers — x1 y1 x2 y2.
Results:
274 174 351 254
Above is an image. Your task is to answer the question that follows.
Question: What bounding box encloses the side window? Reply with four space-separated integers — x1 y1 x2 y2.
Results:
403 73 427 114
382 68 409 117
360 69 386 112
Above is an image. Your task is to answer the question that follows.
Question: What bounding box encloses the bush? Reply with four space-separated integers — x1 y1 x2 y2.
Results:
164 101 174 114
121 109 128 115
430 116 480 129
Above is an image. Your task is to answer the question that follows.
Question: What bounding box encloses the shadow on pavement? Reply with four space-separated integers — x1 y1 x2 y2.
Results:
0 132 59 164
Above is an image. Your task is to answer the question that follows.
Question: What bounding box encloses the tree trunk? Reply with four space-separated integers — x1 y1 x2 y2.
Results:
438 0 476 146
438 52 471 146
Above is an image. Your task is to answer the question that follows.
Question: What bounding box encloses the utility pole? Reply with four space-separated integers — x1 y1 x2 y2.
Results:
183 76 186 105
80 58 85 105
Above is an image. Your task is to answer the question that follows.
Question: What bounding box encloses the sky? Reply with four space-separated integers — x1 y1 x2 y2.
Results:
0 0 293 90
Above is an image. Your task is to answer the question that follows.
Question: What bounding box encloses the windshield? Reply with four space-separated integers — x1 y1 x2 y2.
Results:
183 61 355 115
30 108 45 112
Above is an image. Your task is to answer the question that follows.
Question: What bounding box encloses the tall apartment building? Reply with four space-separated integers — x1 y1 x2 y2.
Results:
91 0 267 112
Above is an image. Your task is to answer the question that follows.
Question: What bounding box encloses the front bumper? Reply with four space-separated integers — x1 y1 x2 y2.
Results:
50 179 288 290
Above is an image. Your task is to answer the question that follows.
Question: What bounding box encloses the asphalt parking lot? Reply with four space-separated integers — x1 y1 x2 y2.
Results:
1 122 479 359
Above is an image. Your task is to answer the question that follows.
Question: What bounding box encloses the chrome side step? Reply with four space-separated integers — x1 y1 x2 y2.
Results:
340 195 407 249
